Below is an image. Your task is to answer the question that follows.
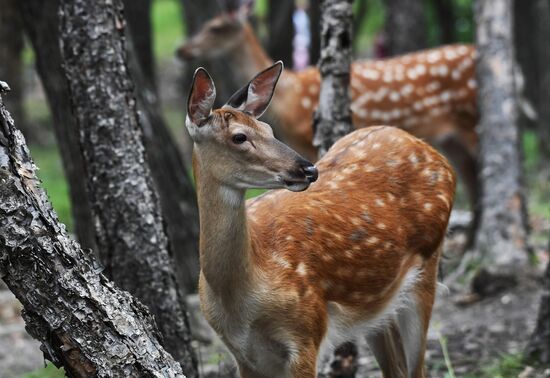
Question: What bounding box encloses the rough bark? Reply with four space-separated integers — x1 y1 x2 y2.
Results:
383 0 427 56
312 0 354 157
18 0 98 253
125 0 201 294
525 258 550 364
123 0 156 90
308 0 321 65
0 82 185 377
473 0 529 275
267 0 294 69
58 1 197 376
0 0 31 143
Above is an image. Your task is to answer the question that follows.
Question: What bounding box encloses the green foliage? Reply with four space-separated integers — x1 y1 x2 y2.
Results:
472 353 525 378
22 363 65 378
152 0 185 60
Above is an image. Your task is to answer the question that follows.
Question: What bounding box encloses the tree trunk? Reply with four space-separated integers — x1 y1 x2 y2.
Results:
123 0 156 90
525 256 550 364
267 0 295 69
58 1 197 376
308 0 321 65
124 0 201 294
383 0 427 56
532 0 550 160
312 0 354 157
18 0 98 254
432 0 456 44
0 83 185 377
181 0 242 105
473 0 529 276
0 0 30 143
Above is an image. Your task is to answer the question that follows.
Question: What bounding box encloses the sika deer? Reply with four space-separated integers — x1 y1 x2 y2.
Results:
177 11 476 228
187 62 455 378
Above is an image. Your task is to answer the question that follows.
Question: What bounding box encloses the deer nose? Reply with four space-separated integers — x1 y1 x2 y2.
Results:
303 165 318 183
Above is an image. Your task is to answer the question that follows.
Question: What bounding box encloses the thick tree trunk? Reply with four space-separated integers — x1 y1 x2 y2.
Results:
383 0 427 56
18 0 98 254
267 0 294 69
0 83 185 377
123 0 156 90
181 0 242 105
525 257 550 364
58 1 197 376
432 0 456 44
312 0 354 157
473 0 529 275
124 0 201 294
0 1 31 142
308 0 321 65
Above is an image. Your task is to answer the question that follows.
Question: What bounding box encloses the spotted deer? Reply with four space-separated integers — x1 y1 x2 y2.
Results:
187 61 455 377
177 12 477 224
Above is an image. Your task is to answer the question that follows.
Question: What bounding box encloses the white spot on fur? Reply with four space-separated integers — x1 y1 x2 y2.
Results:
296 262 307 276
301 97 312 109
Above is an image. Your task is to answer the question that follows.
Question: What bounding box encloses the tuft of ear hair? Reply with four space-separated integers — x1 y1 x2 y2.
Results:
224 61 283 119
187 67 216 126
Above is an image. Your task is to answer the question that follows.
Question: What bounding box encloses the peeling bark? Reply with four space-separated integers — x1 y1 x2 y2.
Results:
473 0 529 274
313 0 354 157
58 1 197 375
0 83 184 377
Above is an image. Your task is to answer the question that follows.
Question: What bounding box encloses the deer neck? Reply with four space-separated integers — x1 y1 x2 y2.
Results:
228 23 275 82
193 150 254 296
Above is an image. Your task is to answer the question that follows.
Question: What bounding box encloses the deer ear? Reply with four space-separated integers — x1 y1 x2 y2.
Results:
187 67 216 127
224 61 283 118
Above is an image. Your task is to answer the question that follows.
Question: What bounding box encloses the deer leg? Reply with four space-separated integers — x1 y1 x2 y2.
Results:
289 345 319 378
366 321 408 378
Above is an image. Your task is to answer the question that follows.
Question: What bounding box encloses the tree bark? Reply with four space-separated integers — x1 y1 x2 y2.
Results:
267 0 295 69
525 257 550 364
181 0 242 105
432 0 456 44
312 0 354 157
383 0 427 56
18 0 98 254
308 0 321 65
473 0 529 275
0 82 185 377
0 0 31 143
58 1 197 375
123 0 156 90
124 0 201 294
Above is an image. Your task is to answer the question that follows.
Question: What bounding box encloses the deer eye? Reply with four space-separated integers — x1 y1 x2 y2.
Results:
232 133 247 144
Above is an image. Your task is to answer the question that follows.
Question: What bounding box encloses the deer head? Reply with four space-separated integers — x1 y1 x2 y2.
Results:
186 61 318 192
177 2 252 60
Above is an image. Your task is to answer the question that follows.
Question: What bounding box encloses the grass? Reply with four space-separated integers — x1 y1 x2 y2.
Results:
465 353 525 378
22 363 65 378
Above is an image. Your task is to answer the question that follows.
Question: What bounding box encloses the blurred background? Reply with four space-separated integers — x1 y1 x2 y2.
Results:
0 0 549 377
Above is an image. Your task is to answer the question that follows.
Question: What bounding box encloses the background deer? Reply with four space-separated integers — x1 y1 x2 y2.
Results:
177 10 478 235
187 62 456 377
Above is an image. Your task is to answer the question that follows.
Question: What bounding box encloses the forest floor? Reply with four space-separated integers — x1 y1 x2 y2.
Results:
1 57 550 377
1 221 548 378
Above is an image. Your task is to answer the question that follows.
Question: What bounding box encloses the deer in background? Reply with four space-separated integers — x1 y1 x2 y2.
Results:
187 62 455 377
177 10 478 230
